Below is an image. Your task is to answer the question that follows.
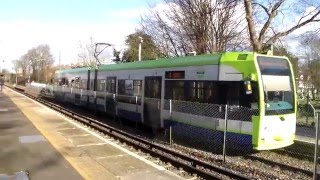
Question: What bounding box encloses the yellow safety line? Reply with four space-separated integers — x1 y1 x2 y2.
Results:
5 88 115 180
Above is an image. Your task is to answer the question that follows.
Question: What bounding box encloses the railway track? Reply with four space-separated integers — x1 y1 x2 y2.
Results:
6 85 251 180
243 154 313 176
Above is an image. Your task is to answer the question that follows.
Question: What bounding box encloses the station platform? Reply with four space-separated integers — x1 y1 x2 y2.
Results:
0 88 183 180
0 88 82 179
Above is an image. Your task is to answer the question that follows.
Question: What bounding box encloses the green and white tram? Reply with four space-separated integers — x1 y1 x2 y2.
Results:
52 52 296 150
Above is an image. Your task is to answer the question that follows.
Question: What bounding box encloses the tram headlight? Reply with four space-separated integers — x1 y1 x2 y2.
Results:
244 80 252 94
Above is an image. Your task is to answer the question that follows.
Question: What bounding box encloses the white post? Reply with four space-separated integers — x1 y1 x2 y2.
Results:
136 96 138 112
223 104 228 162
138 36 143 61
169 99 172 118
169 126 172 146
169 99 173 145
313 113 319 180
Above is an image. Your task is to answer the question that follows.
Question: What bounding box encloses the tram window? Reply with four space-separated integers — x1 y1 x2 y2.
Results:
165 81 185 100
118 80 125 95
188 81 205 102
90 81 94 90
145 78 161 98
165 80 258 106
61 78 67 85
118 79 142 96
227 83 240 105
59 79 63 85
204 82 218 104
234 81 259 108
217 81 259 108
97 80 106 91
165 80 219 103
81 80 87 89
107 77 116 93
74 77 81 89
133 80 142 96
63 78 69 86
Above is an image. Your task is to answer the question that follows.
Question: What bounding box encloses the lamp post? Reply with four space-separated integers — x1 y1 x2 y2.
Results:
138 36 143 61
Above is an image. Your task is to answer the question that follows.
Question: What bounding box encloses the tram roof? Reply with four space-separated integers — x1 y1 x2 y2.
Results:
98 53 223 71
56 52 255 74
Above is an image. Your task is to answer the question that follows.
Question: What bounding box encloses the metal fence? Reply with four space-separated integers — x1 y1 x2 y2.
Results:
162 99 320 179
162 99 259 158
294 103 319 180
297 103 317 126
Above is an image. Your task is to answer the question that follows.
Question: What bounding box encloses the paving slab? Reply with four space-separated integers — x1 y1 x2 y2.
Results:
0 90 83 180
2 88 184 180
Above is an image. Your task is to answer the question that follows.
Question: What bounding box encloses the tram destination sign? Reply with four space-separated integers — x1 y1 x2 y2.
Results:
165 71 185 79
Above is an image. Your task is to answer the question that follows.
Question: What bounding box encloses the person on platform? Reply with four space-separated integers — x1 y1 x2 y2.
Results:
0 77 4 91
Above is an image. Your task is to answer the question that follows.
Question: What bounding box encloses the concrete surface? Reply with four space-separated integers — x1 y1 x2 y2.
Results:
2 88 184 180
0 89 83 180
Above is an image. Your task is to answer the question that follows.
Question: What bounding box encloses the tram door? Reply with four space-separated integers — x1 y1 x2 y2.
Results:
144 76 162 129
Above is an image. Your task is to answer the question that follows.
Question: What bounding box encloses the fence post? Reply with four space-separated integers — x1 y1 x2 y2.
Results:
113 93 117 121
136 96 138 112
169 99 173 145
307 95 310 125
223 104 228 162
170 99 172 118
313 112 319 180
135 96 138 128
169 126 172 146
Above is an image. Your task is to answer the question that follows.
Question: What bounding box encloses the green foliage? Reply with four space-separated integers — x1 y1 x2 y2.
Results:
123 31 160 62
307 59 320 89
113 48 121 63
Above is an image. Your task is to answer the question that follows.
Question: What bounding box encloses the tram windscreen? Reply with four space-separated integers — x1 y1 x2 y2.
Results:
257 56 294 115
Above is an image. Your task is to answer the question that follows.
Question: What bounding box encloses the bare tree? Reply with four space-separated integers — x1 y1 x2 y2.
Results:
19 54 31 79
77 37 97 66
141 0 246 56
12 59 20 84
244 0 320 51
24 44 54 82
300 31 320 60
298 31 320 97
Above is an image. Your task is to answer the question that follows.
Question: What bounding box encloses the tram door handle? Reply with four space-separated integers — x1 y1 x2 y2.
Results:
158 101 160 110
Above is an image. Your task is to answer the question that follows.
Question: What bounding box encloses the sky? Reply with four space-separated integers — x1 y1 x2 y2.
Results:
0 0 318 72
0 0 159 71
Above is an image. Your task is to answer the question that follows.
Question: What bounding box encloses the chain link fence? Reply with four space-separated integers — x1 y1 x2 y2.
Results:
162 99 320 179
297 102 317 126
162 99 259 156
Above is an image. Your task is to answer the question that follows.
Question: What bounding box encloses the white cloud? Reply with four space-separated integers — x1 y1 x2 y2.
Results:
108 7 149 20
0 8 143 71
